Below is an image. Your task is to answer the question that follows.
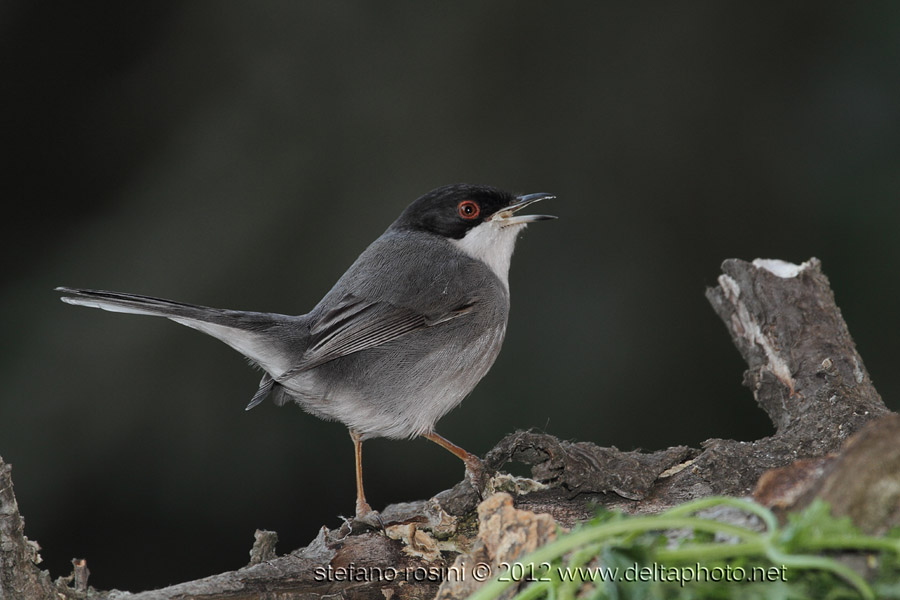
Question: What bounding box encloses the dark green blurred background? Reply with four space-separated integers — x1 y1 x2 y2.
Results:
4 0 900 592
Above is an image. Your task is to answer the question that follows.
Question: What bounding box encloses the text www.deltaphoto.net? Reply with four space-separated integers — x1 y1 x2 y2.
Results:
314 561 788 587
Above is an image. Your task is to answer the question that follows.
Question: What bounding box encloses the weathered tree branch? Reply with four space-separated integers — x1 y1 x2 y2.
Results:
706 257 887 444
2 257 896 600
0 458 56 599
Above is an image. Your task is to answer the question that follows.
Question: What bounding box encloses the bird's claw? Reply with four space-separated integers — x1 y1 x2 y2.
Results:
464 456 491 497
352 500 385 531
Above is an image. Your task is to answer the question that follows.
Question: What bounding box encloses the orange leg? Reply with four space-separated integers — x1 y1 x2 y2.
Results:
423 431 484 474
350 430 374 518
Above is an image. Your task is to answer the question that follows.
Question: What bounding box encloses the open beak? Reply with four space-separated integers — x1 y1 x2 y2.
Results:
488 192 557 225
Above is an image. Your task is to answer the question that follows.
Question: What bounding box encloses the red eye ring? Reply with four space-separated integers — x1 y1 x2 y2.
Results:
458 200 480 220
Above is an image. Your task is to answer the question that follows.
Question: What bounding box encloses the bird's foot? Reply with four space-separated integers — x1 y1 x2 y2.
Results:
348 499 384 532
338 509 384 537
463 455 491 497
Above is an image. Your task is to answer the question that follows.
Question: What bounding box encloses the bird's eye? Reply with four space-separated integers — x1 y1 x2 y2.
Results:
458 200 480 220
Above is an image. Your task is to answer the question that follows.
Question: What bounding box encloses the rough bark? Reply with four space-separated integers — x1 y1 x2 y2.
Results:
2 257 896 600
705 257 887 445
0 458 56 600
754 412 900 534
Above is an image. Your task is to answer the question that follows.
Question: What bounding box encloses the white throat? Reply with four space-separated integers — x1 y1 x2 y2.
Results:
451 221 526 290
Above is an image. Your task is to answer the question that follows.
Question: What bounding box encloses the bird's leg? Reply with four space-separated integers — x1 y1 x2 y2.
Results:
335 430 383 536
350 430 376 521
423 431 488 490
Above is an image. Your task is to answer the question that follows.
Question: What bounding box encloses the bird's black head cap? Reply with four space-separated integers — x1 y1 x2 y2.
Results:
390 183 517 239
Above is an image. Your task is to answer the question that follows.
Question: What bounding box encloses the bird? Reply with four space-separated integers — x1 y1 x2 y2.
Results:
56 183 555 523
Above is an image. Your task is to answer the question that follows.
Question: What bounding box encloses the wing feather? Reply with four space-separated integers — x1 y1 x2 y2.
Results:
280 294 474 376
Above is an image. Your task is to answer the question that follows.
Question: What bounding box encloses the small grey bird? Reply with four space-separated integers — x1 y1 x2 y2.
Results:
57 183 555 522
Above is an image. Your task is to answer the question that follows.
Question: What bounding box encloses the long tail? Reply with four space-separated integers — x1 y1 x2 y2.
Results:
55 287 298 376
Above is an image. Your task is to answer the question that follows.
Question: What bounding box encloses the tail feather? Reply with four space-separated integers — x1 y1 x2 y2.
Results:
55 287 300 375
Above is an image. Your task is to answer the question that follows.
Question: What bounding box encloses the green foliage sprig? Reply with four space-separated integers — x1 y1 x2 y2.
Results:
467 497 900 600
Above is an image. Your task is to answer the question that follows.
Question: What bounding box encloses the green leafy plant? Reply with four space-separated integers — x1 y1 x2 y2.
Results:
467 497 900 600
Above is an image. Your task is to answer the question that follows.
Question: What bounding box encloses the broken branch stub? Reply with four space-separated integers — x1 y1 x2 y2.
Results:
0 458 56 599
705 258 888 454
